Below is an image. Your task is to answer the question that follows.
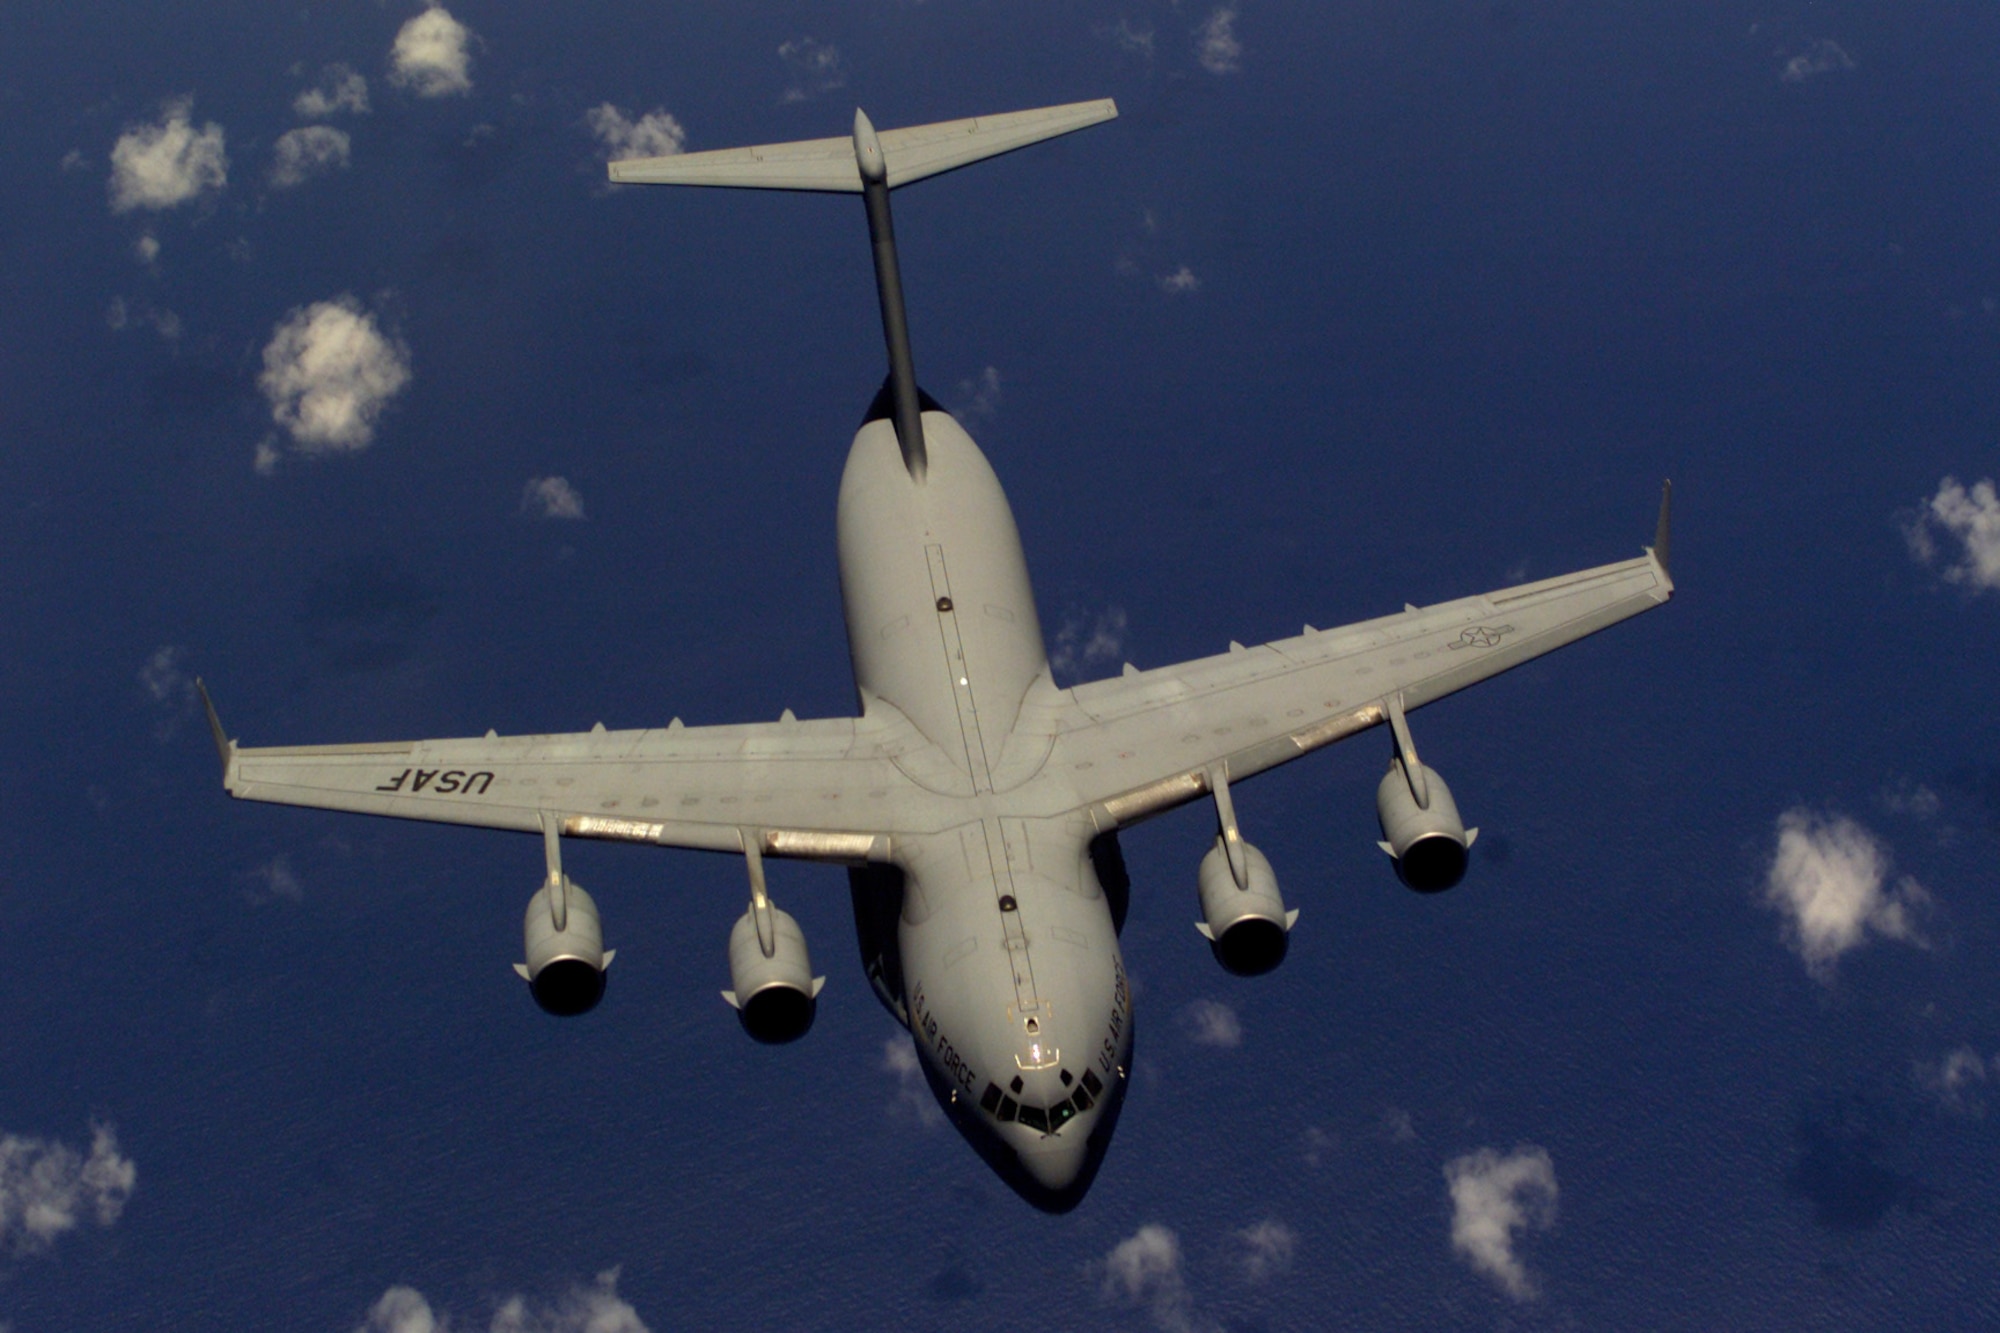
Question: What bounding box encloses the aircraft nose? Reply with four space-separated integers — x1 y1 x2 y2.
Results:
1017 1135 1088 1191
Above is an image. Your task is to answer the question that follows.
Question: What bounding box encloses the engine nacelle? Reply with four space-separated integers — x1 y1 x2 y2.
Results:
1195 837 1298 976
722 905 825 1044
515 876 614 1016
1376 758 1477 892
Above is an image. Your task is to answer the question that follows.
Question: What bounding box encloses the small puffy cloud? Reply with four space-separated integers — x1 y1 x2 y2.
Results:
490 1268 651 1333
1444 1145 1557 1301
1300 1125 1337 1167
140 644 197 738
1915 1046 1988 1118
1236 1219 1296 1283
258 296 412 455
269 125 352 190
390 5 475 99
1764 809 1930 980
134 232 160 265
1099 1224 1202 1333
1907 477 2000 592
522 476 586 521
245 855 305 905
295 63 371 118
60 148 89 173
108 97 228 213
1157 266 1201 295
139 644 193 705
1381 1106 1417 1143
778 37 845 103
358 1270 650 1333
882 1035 944 1128
355 1286 439 1333
0 1123 137 1255
954 365 1002 421
1196 8 1243 75
1051 607 1128 679
587 104 686 161
1781 39 1855 84
1180 998 1242 1049
1103 19 1156 60
1880 778 1941 820
107 296 182 342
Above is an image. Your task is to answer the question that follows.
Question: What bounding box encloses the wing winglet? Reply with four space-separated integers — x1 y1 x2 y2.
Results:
1651 479 1672 577
194 678 235 781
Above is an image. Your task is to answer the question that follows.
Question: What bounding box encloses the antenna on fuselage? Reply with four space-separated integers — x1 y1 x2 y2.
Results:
607 98 1119 482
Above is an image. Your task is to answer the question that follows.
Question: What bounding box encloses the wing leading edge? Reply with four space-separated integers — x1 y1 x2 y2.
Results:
1032 543 1673 831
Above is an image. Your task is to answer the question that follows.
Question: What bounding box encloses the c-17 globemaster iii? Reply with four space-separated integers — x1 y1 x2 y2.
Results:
201 99 1672 1211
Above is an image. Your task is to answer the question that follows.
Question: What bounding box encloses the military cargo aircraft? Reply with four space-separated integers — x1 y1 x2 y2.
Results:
202 100 1671 1211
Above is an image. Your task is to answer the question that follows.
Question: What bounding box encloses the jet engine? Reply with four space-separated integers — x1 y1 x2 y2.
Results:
723 904 826 1044
515 875 614 1016
1375 757 1477 892
1195 837 1298 976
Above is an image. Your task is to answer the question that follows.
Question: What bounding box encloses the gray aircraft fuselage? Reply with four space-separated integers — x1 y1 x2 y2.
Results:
839 403 1132 1211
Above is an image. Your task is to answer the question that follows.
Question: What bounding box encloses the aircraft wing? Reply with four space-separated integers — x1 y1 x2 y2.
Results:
1037 548 1673 830
207 705 905 863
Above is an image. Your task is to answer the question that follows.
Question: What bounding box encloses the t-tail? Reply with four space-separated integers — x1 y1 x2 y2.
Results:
608 99 1118 482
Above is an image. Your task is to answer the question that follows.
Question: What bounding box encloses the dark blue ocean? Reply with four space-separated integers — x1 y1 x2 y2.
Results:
2 3 1997 1328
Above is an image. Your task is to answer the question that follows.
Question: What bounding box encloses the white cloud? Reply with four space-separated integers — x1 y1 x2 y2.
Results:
1781 39 1855 84
1300 1125 1337 1167
1444 1145 1557 1301
1764 808 1930 980
108 97 228 213
295 63 371 118
107 296 182 342
1105 19 1156 60
1236 1219 1296 1283
60 148 89 173
490 1268 650 1333
586 104 686 161
1051 607 1128 679
1907 477 2000 592
134 232 160 265
954 365 1002 421
139 644 197 737
1099 1224 1205 1333
1381 1106 1417 1143
1196 8 1243 75
356 1286 440 1333
1179 998 1242 1049
357 1270 650 1333
522 476 586 521
258 296 412 455
269 125 352 190
0 1123 137 1255
1916 1046 1989 1118
140 644 192 704
881 1035 944 1128
1157 266 1201 295
778 37 845 103
1880 777 1941 820
390 5 475 99
246 855 305 905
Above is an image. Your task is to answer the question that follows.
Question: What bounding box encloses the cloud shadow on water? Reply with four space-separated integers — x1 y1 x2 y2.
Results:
298 559 441 674
1785 1103 1926 1232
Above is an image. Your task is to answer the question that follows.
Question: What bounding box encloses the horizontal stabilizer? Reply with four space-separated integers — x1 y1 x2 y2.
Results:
609 99 1117 193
